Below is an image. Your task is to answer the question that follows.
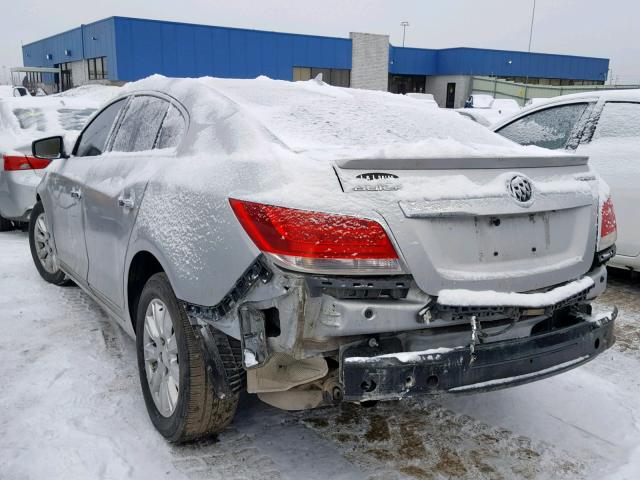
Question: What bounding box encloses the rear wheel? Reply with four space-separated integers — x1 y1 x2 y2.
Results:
0 215 13 232
136 273 239 443
29 201 69 285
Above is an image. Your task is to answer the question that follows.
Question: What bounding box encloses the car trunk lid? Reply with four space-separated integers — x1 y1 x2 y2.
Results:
334 156 598 296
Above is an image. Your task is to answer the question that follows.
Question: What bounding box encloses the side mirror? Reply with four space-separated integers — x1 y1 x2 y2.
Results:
32 136 67 160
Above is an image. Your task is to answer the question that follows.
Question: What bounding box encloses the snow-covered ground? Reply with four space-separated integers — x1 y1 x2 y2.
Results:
0 230 638 479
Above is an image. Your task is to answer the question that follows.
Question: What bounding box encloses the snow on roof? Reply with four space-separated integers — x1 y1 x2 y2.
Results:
123 75 556 160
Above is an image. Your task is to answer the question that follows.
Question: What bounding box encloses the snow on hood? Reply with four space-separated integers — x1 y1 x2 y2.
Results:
122 75 558 161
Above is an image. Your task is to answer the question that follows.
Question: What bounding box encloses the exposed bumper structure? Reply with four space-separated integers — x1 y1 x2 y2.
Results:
340 306 617 401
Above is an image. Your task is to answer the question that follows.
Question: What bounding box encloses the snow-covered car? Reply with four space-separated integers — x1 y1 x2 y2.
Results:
0 90 118 230
28 76 617 443
405 92 439 109
458 96 521 127
0 86 28 98
493 89 640 271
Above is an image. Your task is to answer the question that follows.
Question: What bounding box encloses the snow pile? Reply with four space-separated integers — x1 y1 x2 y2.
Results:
53 84 122 104
437 276 594 307
0 85 17 99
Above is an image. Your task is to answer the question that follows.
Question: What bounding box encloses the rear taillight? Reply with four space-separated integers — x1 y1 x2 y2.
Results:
599 196 617 251
3 154 50 171
229 198 402 274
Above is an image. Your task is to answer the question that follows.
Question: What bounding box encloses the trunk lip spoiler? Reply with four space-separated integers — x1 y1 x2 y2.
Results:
336 155 589 170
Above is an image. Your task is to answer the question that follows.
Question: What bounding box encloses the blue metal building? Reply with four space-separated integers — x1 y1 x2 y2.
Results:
21 16 609 106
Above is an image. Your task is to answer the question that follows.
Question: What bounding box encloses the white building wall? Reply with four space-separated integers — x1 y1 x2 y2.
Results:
349 32 389 91
67 59 115 89
425 75 473 108
69 60 87 87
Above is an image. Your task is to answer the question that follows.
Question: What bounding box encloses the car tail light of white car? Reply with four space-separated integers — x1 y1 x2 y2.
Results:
2 154 50 171
599 196 617 251
229 198 403 274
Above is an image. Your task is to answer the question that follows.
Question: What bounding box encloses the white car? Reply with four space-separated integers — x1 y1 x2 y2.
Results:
458 96 521 127
493 89 640 271
405 92 438 109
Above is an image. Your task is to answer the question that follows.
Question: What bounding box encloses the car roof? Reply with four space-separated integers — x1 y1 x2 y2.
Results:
118 75 548 160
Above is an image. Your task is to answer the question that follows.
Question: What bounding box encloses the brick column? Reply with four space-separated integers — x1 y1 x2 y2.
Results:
349 32 389 91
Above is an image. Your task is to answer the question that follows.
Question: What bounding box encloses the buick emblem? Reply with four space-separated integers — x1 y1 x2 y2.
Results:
507 175 533 203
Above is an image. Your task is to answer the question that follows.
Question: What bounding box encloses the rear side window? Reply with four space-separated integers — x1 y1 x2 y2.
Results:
497 103 589 150
12 108 46 130
156 104 186 149
75 98 127 157
593 102 640 139
110 95 169 153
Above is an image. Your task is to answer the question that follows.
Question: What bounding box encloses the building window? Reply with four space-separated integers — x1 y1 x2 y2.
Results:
389 74 426 94
87 57 108 80
55 62 73 91
293 67 350 87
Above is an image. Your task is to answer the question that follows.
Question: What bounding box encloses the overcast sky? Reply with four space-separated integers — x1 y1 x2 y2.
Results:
1 0 638 84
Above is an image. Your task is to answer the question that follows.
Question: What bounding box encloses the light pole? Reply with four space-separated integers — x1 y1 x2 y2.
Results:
400 21 410 47
523 0 537 105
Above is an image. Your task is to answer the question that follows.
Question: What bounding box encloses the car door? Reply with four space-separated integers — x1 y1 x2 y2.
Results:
46 98 127 280
82 94 187 315
576 101 640 258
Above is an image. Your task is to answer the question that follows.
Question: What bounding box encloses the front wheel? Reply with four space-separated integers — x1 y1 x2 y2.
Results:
29 201 69 285
136 273 239 443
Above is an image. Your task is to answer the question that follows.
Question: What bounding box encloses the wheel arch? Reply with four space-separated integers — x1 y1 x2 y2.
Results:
126 249 167 334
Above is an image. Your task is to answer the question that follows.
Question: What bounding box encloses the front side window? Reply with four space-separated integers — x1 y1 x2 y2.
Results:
497 102 589 150
75 98 127 157
593 102 640 140
110 96 169 153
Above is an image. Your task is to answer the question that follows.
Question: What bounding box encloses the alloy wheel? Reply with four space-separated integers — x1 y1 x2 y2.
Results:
143 299 180 417
34 213 57 274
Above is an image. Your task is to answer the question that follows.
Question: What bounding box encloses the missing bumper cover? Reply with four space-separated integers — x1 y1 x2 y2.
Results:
340 307 616 401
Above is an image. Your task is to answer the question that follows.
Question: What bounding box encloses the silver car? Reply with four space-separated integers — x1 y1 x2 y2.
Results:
0 96 98 230
28 76 618 443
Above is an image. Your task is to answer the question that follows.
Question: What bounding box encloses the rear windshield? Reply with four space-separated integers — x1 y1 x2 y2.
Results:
12 107 96 131
217 80 512 152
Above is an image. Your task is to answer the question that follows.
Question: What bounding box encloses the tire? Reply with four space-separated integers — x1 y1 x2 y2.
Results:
136 273 239 443
0 215 13 232
29 201 69 286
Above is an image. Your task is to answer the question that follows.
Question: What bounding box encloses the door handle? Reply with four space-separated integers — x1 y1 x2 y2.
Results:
70 187 82 199
118 193 135 210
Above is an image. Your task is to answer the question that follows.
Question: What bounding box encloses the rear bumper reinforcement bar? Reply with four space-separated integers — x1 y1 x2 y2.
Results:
340 307 616 401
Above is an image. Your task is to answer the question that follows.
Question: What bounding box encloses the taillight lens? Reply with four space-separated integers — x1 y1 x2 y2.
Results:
599 196 617 250
3 154 50 171
229 198 402 273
